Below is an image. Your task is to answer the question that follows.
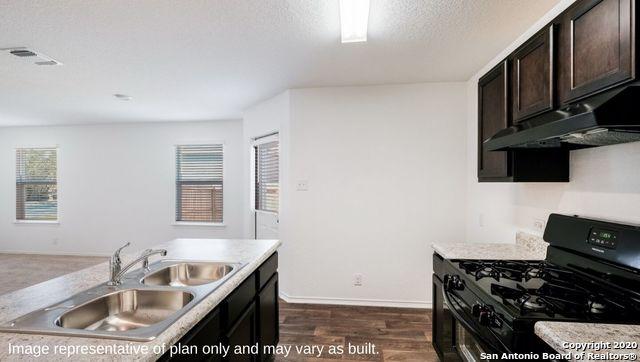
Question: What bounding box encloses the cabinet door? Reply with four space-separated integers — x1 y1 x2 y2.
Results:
258 274 278 362
478 61 510 181
187 308 223 362
226 303 257 362
558 0 634 103
158 308 223 362
512 25 555 121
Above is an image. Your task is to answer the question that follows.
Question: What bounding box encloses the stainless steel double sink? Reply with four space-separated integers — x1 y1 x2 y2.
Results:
0 260 243 341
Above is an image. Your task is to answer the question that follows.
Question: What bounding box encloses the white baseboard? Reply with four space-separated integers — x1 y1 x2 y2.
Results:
0 249 110 257
279 292 431 309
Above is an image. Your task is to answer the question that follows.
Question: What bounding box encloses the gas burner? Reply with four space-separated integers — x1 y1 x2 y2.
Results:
525 268 541 279
491 284 556 315
588 300 607 314
521 297 548 312
523 263 575 282
458 260 528 282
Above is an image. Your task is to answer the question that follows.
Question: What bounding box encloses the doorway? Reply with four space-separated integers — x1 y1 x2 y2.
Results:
252 133 279 239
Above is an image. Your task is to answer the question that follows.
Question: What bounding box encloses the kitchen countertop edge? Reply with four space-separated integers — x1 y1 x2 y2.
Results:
534 321 640 361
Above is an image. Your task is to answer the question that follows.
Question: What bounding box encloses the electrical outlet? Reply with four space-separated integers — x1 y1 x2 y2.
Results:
353 273 363 287
296 180 309 191
52 238 59 245
533 218 546 232
479 213 485 227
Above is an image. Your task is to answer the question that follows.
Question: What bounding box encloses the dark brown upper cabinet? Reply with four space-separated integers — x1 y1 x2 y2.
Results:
478 61 510 181
475 0 638 182
557 0 635 103
511 25 555 122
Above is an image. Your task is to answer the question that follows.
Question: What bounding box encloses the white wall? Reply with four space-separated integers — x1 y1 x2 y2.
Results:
465 0 640 243
277 83 467 308
0 121 244 255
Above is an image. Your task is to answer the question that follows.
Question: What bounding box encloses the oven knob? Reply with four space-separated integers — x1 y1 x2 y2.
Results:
490 316 503 328
478 310 492 326
445 275 464 291
472 303 482 317
472 303 490 317
478 310 502 328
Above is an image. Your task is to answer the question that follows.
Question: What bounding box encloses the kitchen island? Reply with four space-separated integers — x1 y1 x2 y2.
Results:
0 238 280 361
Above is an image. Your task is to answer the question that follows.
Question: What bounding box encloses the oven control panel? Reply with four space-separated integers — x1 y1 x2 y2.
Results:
588 228 618 249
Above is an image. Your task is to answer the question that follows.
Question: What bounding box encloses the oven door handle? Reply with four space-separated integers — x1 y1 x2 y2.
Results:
442 278 503 355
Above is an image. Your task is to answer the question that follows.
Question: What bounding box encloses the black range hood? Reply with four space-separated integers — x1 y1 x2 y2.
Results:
485 83 640 151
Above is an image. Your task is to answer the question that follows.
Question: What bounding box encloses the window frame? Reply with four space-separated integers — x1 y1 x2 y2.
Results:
251 133 279 215
14 145 61 224
171 142 226 227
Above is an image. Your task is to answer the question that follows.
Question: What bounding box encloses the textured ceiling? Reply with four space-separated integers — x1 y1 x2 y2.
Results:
0 0 560 126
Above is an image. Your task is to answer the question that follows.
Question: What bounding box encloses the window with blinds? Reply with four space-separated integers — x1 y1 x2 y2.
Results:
175 144 224 223
254 140 279 213
16 148 58 221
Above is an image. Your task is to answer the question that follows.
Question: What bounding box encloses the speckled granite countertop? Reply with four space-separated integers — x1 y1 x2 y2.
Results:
431 231 548 260
535 322 640 361
0 238 280 361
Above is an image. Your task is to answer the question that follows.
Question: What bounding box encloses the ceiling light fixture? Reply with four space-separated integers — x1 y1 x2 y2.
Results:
114 94 133 101
339 0 370 43
1 47 63 66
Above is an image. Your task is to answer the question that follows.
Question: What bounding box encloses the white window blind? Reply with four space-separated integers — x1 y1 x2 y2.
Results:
254 140 279 213
175 144 223 223
16 148 58 221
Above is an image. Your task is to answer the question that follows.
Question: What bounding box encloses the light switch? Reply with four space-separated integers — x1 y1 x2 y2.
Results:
296 180 309 191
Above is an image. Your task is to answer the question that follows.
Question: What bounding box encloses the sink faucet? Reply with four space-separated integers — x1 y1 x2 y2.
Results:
107 242 167 286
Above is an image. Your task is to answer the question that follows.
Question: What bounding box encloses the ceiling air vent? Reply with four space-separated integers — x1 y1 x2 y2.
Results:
1 47 62 66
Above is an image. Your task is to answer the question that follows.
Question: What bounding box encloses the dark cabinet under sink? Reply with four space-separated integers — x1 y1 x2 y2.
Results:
226 303 257 362
160 252 279 362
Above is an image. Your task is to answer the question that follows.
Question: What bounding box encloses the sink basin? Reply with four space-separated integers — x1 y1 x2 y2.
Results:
0 259 243 341
56 289 193 332
142 262 234 287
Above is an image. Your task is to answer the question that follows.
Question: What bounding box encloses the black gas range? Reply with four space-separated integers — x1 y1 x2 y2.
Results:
432 214 640 361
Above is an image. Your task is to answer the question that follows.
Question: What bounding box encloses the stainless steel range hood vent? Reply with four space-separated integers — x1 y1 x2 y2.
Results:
485 83 640 151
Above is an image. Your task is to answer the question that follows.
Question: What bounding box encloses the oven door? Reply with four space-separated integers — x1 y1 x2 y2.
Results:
443 278 508 361
455 319 492 361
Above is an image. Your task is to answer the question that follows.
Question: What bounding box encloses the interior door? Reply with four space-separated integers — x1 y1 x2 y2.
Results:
255 212 278 239
253 133 279 240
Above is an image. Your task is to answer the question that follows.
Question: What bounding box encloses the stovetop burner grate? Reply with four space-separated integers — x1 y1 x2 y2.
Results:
457 259 640 319
458 260 530 282
490 278 635 318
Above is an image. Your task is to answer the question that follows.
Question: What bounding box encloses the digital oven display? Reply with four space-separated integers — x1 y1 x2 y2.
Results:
588 228 618 249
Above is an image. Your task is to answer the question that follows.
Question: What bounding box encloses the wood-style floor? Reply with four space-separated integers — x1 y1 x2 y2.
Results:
0 253 107 295
277 300 436 361
0 255 436 361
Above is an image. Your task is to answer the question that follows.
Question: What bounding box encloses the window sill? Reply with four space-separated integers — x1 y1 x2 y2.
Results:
14 220 59 225
172 222 226 227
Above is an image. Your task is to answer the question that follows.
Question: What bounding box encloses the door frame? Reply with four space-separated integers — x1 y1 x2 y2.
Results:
251 132 280 239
